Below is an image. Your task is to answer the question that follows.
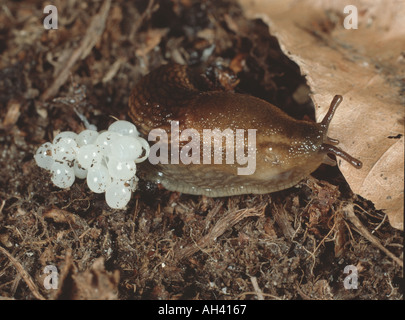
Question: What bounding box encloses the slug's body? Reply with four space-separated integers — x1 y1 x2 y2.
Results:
128 63 362 197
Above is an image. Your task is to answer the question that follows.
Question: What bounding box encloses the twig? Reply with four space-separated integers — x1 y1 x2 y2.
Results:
41 0 112 101
0 246 45 300
311 215 337 256
250 276 264 300
129 0 158 40
372 213 387 234
344 204 403 268
0 199 5 215
236 291 281 300
176 205 266 260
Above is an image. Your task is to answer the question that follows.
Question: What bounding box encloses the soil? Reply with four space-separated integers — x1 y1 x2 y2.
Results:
0 0 402 300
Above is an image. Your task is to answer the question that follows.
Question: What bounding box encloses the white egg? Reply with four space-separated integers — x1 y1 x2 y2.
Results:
107 156 136 180
110 135 142 160
53 131 78 144
86 164 111 193
105 179 132 209
53 137 78 162
35 124 146 208
73 160 88 179
96 131 122 156
108 120 139 137
34 142 55 170
50 162 75 188
77 129 99 147
76 144 102 169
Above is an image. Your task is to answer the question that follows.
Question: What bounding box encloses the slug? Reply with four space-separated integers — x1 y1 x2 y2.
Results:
128 63 362 197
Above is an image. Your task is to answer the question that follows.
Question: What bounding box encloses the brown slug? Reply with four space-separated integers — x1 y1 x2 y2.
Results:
128 63 362 197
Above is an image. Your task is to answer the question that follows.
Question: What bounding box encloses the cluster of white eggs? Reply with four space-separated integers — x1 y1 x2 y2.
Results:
34 120 150 209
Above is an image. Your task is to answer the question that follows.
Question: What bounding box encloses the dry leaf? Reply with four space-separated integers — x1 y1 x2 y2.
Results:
1 99 21 129
52 254 119 300
239 0 404 230
43 208 78 225
135 28 170 58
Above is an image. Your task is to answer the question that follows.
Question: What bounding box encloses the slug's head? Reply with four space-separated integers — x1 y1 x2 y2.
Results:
318 95 362 169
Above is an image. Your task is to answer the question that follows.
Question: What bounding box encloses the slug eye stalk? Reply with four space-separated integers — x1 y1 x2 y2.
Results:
321 95 343 131
318 95 362 169
320 143 363 168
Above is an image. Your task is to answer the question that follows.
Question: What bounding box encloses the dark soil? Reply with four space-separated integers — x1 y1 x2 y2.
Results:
0 0 402 300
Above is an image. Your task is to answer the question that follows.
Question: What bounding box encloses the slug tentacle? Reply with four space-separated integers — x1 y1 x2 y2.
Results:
320 143 363 168
319 95 362 168
321 94 343 132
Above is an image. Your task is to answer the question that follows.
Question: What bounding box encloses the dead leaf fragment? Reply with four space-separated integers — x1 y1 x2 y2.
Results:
2 99 21 129
43 208 77 225
135 28 169 58
53 254 119 300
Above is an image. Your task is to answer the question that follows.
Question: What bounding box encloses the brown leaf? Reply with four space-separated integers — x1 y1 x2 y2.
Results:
43 208 77 225
4 100 21 125
135 28 169 58
239 0 404 230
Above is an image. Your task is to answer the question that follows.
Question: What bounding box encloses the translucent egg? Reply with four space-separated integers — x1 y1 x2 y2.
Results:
34 142 55 170
76 144 102 169
77 129 99 147
105 179 132 209
87 124 97 131
50 162 75 188
108 120 139 137
73 160 88 179
110 135 142 160
86 164 111 193
96 131 122 156
53 137 78 162
53 131 78 144
107 156 136 180
34 124 146 207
